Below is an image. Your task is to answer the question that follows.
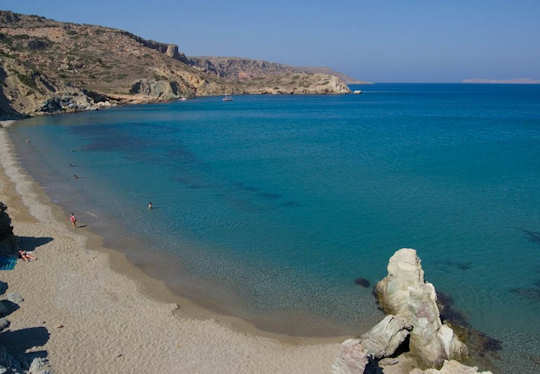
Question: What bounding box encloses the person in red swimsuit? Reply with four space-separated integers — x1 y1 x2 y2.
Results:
70 213 77 228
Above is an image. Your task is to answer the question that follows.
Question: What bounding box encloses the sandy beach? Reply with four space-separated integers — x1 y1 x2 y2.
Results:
0 125 342 373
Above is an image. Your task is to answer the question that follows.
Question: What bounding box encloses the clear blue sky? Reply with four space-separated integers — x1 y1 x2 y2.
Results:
2 0 539 82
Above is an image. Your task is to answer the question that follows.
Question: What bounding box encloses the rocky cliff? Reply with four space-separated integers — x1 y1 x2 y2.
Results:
0 10 351 120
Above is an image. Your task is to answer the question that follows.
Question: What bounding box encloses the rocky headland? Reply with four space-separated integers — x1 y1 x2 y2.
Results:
332 248 494 374
0 10 353 120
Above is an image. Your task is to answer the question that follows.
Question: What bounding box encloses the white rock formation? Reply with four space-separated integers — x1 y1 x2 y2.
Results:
333 248 492 373
376 248 467 368
375 248 425 316
360 314 412 358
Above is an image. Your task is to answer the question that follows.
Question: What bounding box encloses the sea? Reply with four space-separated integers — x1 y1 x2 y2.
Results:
7 84 540 373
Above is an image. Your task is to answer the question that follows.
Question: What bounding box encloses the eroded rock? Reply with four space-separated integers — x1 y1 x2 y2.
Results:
375 248 467 368
331 339 369 374
129 79 183 100
360 314 412 358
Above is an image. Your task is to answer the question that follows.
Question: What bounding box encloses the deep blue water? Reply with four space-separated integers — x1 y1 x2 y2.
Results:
9 84 540 372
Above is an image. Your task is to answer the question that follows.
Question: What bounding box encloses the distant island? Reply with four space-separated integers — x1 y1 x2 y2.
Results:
0 10 366 120
462 78 540 84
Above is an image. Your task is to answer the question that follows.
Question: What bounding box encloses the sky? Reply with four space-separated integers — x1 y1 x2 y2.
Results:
2 0 539 82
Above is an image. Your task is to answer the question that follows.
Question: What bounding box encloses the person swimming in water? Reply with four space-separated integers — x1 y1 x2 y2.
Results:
70 213 77 227
147 202 153 210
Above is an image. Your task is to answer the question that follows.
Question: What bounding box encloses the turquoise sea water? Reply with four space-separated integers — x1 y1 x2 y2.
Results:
8 84 540 372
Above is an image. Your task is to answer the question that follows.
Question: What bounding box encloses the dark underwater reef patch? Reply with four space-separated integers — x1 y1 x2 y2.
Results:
281 201 302 208
440 260 473 271
521 229 540 244
354 277 371 288
233 182 259 192
509 279 540 302
435 290 502 364
258 192 282 200
436 291 470 328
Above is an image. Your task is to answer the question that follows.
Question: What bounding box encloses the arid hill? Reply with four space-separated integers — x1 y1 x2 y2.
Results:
189 56 369 84
0 10 351 120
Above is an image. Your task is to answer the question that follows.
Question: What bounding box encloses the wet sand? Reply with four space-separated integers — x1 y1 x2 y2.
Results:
0 124 342 373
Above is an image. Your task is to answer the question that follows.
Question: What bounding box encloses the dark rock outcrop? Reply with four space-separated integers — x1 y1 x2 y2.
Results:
0 202 13 242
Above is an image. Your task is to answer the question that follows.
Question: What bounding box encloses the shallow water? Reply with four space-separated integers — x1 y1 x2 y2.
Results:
9 84 540 372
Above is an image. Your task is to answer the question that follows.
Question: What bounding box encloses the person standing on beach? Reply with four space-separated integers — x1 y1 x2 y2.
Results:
70 213 77 228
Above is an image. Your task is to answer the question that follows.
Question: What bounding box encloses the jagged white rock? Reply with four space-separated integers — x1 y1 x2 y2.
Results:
376 248 467 368
360 314 412 358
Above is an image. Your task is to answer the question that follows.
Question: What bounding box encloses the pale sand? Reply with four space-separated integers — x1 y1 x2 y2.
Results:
0 127 342 373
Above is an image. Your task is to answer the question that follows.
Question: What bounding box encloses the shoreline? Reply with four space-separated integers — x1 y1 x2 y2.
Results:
0 124 343 373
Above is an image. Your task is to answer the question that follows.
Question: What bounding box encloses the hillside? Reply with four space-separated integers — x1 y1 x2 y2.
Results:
0 10 350 120
189 56 369 84
295 66 370 84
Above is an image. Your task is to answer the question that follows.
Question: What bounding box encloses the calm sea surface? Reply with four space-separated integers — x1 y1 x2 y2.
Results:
9 84 540 372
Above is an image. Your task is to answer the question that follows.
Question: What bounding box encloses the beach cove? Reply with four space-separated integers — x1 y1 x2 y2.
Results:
0 124 343 373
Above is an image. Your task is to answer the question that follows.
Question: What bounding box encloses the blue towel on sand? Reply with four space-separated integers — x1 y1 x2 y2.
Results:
0 255 17 270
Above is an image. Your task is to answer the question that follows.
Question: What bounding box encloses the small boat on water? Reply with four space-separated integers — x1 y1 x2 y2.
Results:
179 97 187 101
222 95 233 102
353 90 363 94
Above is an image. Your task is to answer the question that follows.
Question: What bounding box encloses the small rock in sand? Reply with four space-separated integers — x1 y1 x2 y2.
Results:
56 324 64 329
29 357 54 374
7 292 23 304
0 318 10 331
